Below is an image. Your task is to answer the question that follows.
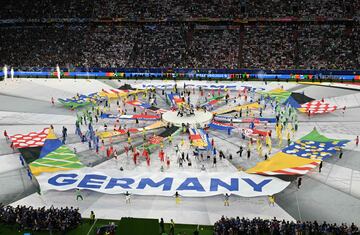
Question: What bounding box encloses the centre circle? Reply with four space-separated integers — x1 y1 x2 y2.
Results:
162 110 213 128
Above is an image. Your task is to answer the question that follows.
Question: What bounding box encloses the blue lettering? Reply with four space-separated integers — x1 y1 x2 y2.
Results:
210 178 238 191
137 177 173 191
48 174 78 186
78 174 107 189
242 178 272 192
105 178 135 189
177 177 205 192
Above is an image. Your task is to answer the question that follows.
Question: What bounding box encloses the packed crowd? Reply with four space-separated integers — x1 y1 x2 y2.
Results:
1 23 359 70
214 216 360 235
1 0 359 19
1 1 94 19
82 25 137 68
245 0 358 19
0 26 87 68
187 29 239 69
0 204 82 232
129 25 187 68
297 24 358 70
242 25 296 70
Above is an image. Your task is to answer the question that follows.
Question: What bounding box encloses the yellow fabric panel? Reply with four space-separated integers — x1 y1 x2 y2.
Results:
191 139 207 147
97 131 121 139
98 90 144 99
298 82 321 85
297 108 307 113
46 128 58 140
98 91 114 98
259 88 288 95
234 102 261 111
144 121 166 130
246 152 320 173
30 166 73 176
214 102 261 115
97 121 165 139
267 88 287 94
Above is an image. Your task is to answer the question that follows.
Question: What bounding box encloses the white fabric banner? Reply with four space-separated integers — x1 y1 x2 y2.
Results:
36 168 290 197
134 83 265 91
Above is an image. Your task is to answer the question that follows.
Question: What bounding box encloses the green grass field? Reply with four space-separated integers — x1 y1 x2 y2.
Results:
0 218 214 235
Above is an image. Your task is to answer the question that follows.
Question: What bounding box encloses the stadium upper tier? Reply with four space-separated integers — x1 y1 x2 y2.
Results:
0 23 359 70
0 0 359 19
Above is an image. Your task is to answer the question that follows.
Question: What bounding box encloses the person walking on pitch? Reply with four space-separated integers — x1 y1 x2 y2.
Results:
319 161 323 173
237 145 243 157
76 189 83 201
224 193 230 206
125 191 131 204
175 191 181 204
268 195 275 206
339 148 343 159
297 177 302 189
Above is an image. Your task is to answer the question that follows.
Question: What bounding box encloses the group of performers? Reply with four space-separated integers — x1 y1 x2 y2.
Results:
176 104 195 117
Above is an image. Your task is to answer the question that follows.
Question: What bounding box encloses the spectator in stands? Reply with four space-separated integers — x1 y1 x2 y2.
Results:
214 216 359 235
0 204 81 232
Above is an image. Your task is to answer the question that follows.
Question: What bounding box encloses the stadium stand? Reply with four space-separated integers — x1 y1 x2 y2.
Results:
0 1 359 69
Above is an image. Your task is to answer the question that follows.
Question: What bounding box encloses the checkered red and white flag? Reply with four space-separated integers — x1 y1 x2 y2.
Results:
301 101 337 114
10 128 49 148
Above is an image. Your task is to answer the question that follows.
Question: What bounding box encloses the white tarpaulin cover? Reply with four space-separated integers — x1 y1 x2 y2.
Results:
36 168 290 197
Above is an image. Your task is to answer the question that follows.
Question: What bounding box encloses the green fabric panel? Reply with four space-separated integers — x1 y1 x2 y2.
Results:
31 145 84 169
300 129 346 142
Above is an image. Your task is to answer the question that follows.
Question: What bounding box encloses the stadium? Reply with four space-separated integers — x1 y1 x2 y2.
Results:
0 1 360 234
